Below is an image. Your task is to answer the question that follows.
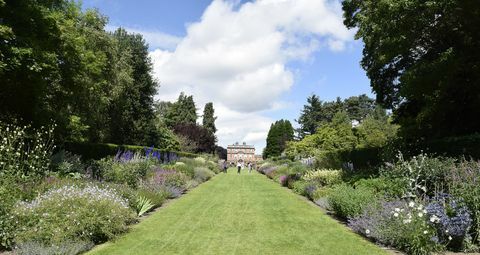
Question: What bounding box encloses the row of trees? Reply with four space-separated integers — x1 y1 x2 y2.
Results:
0 0 219 154
0 1 157 146
263 95 398 160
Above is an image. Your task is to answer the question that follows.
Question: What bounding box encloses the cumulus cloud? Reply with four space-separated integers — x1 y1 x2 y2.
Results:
148 0 353 151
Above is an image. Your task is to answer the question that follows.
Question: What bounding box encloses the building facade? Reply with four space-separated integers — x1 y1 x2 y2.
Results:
227 142 257 163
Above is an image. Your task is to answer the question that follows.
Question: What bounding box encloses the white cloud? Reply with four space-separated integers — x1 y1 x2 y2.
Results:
149 0 353 151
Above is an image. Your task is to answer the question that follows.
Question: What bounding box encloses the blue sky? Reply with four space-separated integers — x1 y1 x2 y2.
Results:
81 0 372 152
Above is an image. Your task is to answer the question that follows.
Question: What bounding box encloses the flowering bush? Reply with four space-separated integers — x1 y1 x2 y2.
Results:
301 169 342 187
0 123 55 180
13 184 136 246
349 199 443 255
327 184 377 219
380 153 454 198
426 193 472 250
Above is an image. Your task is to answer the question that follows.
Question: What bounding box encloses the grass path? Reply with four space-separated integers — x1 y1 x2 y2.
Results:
88 169 386 255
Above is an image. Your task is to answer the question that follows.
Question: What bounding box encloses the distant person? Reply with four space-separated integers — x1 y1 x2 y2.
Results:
237 162 242 174
223 161 228 173
248 162 252 173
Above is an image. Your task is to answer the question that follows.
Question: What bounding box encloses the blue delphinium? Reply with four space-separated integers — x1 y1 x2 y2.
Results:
426 193 472 250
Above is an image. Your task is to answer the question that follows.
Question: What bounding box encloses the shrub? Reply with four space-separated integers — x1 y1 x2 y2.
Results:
302 169 342 187
170 162 194 178
0 178 21 249
354 177 406 198
13 184 136 246
102 157 155 188
193 167 215 182
292 180 309 196
327 184 377 219
349 199 444 255
279 175 288 186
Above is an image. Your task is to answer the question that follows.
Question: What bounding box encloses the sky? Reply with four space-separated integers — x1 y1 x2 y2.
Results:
81 0 373 153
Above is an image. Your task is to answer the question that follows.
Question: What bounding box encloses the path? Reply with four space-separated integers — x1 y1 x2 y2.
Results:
88 169 386 255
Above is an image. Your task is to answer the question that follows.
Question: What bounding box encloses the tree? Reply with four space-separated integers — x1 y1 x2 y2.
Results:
164 93 197 128
297 95 324 138
264 119 294 158
108 28 158 146
356 107 399 148
343 0 480 141
173 123 216 153
344 94 376 122
202 102 217 134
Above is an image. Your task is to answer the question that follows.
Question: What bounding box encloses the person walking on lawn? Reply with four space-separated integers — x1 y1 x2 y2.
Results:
237 162 242 174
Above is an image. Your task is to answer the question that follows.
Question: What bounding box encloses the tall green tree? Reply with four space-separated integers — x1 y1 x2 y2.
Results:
296 95 324 138
343 0 480 141
202 102 217 134
164 92 197 128
108 28 158 145
264 119 294 158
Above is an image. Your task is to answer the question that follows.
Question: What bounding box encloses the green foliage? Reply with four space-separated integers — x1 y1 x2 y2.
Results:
164 92 197 128
296 94 376 138
302 169 342 187
343 0 480 142
134 196 155 217
356 110 398 148
327 184 377 219
13 184 136 246
292 180 309 196
264 119 294 158
354 178 406 199
0 1 162 147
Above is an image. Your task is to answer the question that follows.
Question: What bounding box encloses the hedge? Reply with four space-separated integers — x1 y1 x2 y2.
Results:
63 142 198 160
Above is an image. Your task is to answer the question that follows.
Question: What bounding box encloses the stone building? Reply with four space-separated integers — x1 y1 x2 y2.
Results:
227 142 257 163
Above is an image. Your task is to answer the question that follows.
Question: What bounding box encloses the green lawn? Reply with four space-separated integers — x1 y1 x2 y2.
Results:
88 169 386 255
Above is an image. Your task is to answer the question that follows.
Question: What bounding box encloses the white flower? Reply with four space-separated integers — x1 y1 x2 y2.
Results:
423 230 428 234
408 201 415 207
365 229 370 234
418 213 424 217
448 236 452 241
445 230 449 233
417 205 423 210
394 213 399 217
403 219 412 224
394 208 401 212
